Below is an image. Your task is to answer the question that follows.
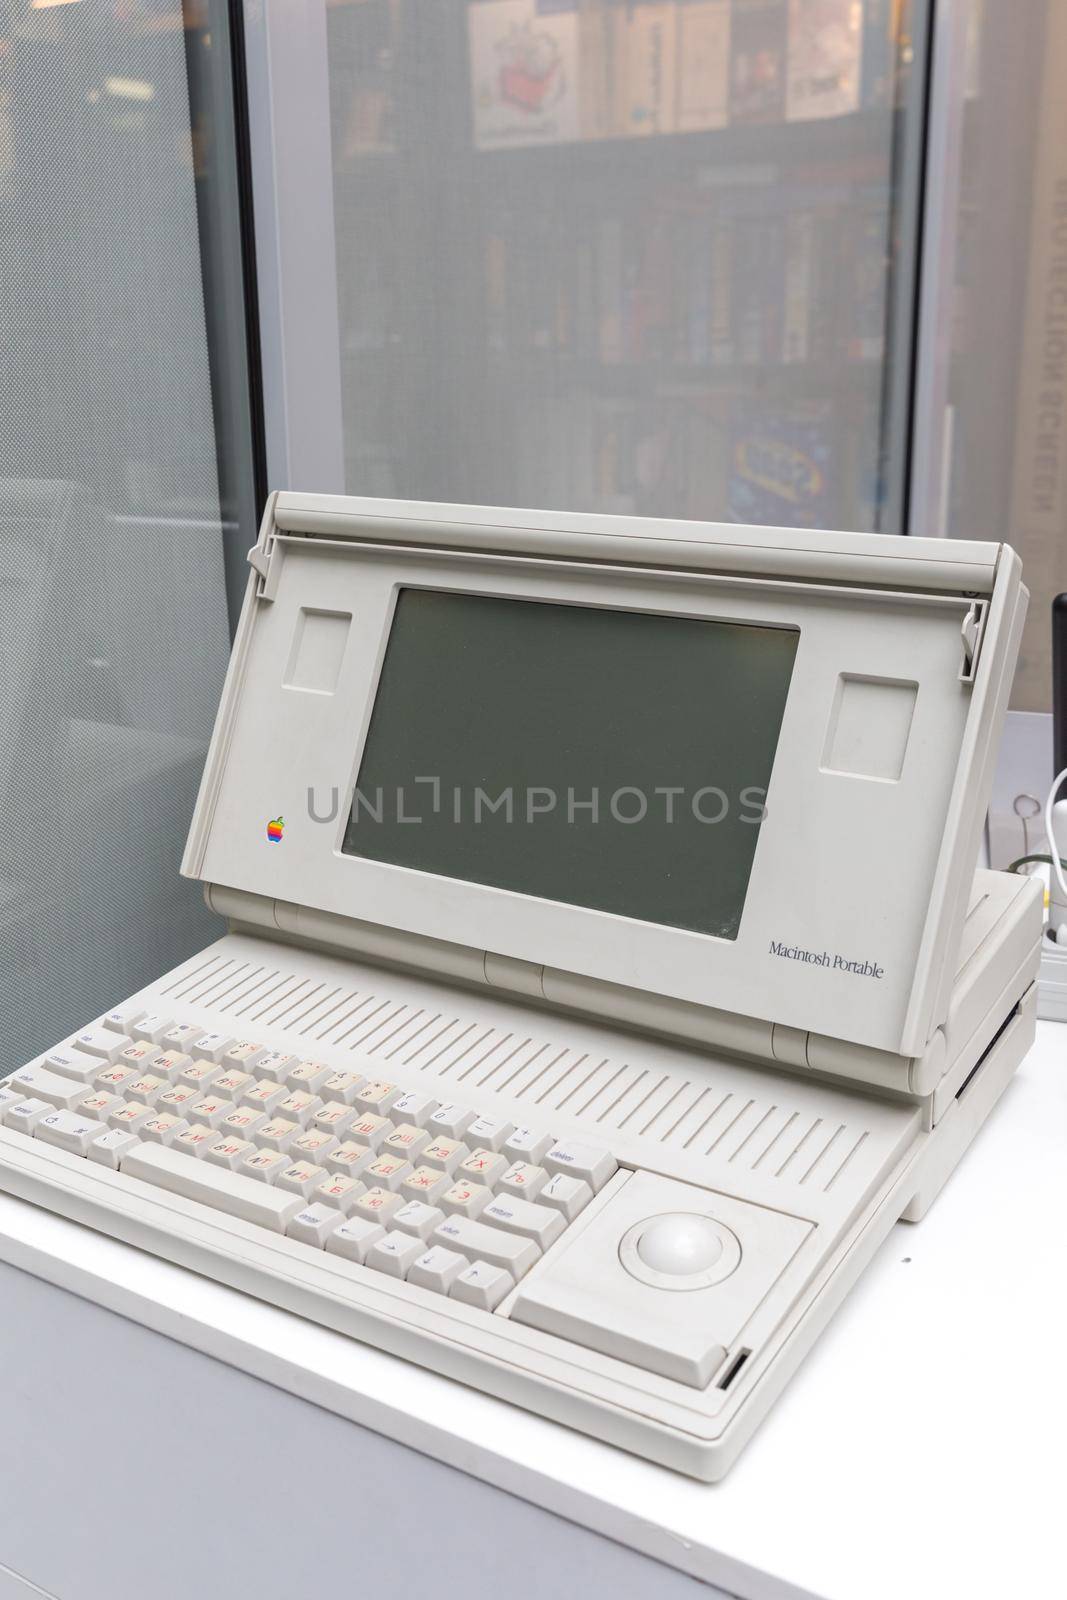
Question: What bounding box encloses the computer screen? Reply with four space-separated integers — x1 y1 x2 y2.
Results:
342 589 798 939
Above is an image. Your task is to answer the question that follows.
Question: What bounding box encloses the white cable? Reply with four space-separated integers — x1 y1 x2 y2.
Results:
1043 766 1067 905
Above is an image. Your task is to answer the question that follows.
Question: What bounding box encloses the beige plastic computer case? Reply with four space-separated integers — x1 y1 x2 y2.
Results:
6 494 1043 1481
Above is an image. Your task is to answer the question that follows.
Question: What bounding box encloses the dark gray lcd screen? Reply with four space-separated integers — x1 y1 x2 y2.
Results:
342 589 798 939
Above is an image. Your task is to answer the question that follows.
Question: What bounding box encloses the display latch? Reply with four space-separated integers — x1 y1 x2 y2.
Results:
959 600 988 682
247 535 282 602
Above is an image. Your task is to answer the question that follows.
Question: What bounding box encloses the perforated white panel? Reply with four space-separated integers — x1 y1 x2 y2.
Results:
160 946 894 1206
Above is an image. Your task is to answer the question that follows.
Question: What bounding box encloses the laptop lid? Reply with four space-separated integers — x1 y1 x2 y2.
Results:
185 494 1025 1059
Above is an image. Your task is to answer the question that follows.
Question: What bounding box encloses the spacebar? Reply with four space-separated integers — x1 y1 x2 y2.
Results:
121 1144 303 1234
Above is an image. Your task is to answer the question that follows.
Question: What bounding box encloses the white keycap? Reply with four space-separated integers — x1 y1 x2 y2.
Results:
156 1083 202 1115
276 1091 322 1128
103 1006 146 1034
352 1186 404 1224
239 1079 288 1114
223 1040 268 1071
325 1216 385 1264
45 1047 104 1084
210 1068 253 1100
313 1174 367 1215
391 1201 445 1241
324 1141 375 1178
93 1065 140 1094
256 1116 300 1152
121 1143 304 1232
117 1042 163 1074
366 1231 424 1279
173 1125 222 1158
0 1087 25 1121
109 1103 155 1132
73 1026 131 1063
10 1065 92 1111
130 1014 172 1044
481 1195 565 1250
5 1097 50 1132
190 1095 239 1131
420 1138 468 1174
457 1148 508 1186
322 1071 364 1105
543 1141 618 1193
35 1108 105 1156
88 1129 142 1169
427 1103 477 1140
497 1161 548 1200
440 1179 492 1219
186 1031 233 1063
151 1051 194 1084
77 1090 124 1123
141 1113 191 1147
390 1091 438 1128
287 1203 344 1248
465 1115 515 1153
363 1154 412 1192
254 1050 297 1080
204 1137 257 1171
160 1022 204 1053
450 1260 514 1312
276 1162 328 1200
346 1112 391 1149
291 1129 340 1163
241 1148 289 1183
125 1074 167 1107
382 1123 429 1161
433 1216 539 1278
399 1165 452 1204
408 1245 468 1295
219 1106 267 1138
312 1102 357 1138
178 1060 223 1091
503 1127 553 1165
354 1080 401 1115
539 1172 594 1222
285 1060 334 1094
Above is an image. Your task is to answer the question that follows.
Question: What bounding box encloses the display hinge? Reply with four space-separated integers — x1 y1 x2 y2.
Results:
247 535 282 602
959 599 988 682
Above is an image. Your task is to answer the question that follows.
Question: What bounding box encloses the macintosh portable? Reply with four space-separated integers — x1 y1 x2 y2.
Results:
0 494 1042 1478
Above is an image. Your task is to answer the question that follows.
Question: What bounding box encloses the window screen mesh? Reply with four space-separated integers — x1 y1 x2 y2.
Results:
0 6 229 1076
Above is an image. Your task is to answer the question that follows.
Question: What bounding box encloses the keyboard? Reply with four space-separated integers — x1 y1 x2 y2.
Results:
1 1006 617 1312
0 935 918 1478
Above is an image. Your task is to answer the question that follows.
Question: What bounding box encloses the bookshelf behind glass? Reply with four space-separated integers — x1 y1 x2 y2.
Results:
251 0 930 536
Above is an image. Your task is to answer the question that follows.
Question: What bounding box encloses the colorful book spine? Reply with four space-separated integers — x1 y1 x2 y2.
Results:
782 208 814 363
610 2 678 138
785 0 862 122
729 0 787 125
675 0 731 133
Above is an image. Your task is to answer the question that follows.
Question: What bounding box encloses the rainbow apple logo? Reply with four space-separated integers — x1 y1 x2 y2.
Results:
266 816 284 843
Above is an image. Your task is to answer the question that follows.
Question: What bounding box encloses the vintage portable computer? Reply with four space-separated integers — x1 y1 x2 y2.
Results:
0 494 1043 1480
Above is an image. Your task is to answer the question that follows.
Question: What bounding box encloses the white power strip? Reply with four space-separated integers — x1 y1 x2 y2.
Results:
1038 934 1067 1022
